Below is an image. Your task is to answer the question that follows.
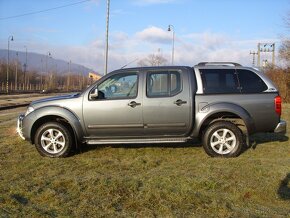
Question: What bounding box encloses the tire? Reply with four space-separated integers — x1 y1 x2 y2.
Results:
34 122 73 158
202 121 244 157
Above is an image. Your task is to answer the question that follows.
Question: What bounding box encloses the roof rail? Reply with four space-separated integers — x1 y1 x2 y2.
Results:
196 62 242 67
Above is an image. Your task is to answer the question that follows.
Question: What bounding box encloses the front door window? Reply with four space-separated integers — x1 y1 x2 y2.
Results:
97 73 138 99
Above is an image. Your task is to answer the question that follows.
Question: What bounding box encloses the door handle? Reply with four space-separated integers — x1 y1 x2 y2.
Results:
174 99 187 106
128 101 141 108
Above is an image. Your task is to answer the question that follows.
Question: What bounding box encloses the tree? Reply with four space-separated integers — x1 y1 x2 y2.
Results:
279 40 290 67
137 53 168 67
279 12 290 67
285 11 290 28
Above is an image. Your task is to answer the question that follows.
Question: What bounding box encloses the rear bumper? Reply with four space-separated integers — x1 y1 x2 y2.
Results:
274 120 287 134
16 114 25 140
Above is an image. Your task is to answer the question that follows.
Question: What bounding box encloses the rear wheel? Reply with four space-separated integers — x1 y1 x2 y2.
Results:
202 121 244 157
34 122 73 158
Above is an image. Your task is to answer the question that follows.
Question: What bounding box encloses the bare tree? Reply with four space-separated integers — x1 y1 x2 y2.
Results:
279 12 290 67
137 59 148 67
279 40 290 67
284 11 290 28
137 53 168 67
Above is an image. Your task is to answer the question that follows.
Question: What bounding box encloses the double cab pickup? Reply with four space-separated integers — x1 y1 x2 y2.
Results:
17 62 286 158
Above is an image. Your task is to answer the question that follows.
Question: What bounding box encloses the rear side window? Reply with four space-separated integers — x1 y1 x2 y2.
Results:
237 69 268 93
147 71 182 97
200 69 239 94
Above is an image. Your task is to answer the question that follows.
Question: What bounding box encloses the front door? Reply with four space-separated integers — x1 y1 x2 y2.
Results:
83 71 143 138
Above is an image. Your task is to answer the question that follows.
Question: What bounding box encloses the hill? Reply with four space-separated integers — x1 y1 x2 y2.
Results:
0 49 100 76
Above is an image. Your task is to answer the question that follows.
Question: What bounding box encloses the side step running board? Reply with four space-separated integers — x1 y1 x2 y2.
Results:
86 137 189 145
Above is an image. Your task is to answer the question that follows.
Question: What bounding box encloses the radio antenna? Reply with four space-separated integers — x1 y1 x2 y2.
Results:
121 58 139 69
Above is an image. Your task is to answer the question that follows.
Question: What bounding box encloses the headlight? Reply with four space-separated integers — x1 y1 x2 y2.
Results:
25 106 34 116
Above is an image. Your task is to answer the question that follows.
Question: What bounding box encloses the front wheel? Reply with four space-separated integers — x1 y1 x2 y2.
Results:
202 121 244 157
34 122 73 158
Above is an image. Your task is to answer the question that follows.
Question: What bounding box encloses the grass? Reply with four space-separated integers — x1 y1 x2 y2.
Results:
0 105 289 217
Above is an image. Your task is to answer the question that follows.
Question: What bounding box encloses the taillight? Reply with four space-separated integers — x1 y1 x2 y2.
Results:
274 96 282 116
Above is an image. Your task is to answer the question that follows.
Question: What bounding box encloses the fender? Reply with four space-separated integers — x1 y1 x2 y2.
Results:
23 106 84 142
191 102 256 137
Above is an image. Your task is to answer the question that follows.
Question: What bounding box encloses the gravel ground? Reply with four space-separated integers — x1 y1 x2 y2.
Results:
0 93 62 109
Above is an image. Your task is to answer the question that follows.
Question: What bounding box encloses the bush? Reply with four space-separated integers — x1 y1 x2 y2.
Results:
265 67 290 103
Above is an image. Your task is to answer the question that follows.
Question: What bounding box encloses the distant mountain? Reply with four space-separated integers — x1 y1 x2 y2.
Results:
0 49 100 76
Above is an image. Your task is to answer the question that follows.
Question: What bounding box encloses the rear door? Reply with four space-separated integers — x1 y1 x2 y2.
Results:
142 69 192 136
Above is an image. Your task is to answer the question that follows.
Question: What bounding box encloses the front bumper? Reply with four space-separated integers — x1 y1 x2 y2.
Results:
274 120 287 134
16 114 25 140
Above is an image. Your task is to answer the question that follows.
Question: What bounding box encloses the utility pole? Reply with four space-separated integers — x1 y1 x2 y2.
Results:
272 43 275 66
24 46 27 90
67 60 71 91
7 35 13 94
167 25 175 65
104 0 110 75
41 58 43 90
257 43 261 67
249 51 258 66
15 52 18 91
46 52 51 74
257 42 275 68
46 52 51 90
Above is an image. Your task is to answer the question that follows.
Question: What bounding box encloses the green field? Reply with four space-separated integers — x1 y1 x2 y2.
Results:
0 105 289 217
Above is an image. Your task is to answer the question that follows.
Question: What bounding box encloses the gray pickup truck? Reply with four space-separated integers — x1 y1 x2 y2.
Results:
17 62 286 158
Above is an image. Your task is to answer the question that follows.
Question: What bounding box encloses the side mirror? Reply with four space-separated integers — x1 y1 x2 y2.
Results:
90 88 98 99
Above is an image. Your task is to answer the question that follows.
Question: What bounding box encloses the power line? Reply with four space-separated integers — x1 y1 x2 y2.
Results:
0 0 91 21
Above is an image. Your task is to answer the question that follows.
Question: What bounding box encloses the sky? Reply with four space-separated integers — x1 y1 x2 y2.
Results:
0 0 289 74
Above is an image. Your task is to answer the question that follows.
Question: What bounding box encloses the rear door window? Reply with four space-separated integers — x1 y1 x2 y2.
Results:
147 71 182 97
